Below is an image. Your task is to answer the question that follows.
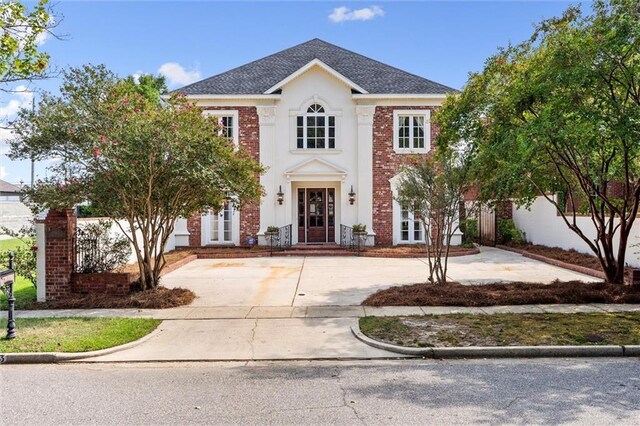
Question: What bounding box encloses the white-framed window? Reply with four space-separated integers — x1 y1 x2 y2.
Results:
210 202 233 243
393 110 431 153
296 103 336 149
400 204 424 243
203 110 239 147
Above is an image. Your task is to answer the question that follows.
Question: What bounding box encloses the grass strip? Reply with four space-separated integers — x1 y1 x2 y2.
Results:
0 317 161 353
360 313 640 348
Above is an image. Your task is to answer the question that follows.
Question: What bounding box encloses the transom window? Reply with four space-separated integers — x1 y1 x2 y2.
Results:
296 103 336 149
400 204 424 243
393 110 431 153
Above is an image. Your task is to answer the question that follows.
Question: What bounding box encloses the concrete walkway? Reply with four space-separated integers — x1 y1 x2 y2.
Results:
9 303 640 320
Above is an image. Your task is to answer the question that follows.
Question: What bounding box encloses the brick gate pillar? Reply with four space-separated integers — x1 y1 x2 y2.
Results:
44 209 76 300
187 213 201 247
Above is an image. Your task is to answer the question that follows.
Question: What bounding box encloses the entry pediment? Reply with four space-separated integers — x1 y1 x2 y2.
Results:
285 158 348 181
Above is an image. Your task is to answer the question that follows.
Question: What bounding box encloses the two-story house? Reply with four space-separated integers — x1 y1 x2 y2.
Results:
174 38 460 247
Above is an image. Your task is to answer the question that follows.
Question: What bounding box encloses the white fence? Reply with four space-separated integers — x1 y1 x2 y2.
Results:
512 195 640 268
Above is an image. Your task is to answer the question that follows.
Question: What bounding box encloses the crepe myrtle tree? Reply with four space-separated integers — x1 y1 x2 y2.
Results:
9 65 264 290
395 152 470 285
436 0 640 284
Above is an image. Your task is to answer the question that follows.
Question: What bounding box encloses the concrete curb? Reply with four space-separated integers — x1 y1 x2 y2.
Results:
351 325 639 359
496 245 606 280
0 324 164 365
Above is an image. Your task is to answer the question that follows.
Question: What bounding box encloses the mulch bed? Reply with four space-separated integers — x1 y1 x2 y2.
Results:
503 242 602 271
25 287 195 310
363 245 479 258
362 280 640 307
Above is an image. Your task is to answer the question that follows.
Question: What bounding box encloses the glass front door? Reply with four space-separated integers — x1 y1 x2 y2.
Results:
298 188 335 243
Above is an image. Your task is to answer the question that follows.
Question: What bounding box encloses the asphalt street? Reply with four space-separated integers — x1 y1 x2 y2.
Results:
1 358 639 425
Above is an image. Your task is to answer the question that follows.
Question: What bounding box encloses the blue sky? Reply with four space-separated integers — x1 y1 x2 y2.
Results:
0 0 580 184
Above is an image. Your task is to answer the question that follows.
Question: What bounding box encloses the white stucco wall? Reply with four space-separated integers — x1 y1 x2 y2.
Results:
192 63 447 245
512 195 640 267
77 218 176 264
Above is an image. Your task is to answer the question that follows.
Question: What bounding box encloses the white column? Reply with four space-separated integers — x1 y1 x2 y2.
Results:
35 221 46 302
256 105 277 243
356 105 376 244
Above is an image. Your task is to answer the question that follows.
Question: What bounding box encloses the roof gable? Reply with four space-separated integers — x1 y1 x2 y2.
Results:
264 59 368 95
178 39 456 96
285 158 347 180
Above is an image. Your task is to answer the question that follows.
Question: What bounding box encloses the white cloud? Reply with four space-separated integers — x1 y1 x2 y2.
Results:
157 62 201 87
329 5 385 23
0 166 7 179
0 85 33 118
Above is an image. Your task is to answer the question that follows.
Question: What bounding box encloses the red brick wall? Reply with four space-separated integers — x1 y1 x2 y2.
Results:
187 213 201 247
194 106 261 246
71 272 133 296
44 209 76 300
372 106 439 245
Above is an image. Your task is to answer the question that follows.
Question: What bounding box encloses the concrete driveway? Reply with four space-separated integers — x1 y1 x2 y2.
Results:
162 247 595 308
86 247 597 362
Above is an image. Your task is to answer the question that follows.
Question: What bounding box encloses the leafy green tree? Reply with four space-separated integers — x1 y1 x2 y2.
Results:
395 152 470 285
0 0 56 90
0 223 37 287
9 65 264 290
436 0 640 284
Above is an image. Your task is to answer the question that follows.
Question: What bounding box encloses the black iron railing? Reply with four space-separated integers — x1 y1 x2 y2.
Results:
277 224 292 249
340 224 354 248
74 227 103 273
266 224 292 256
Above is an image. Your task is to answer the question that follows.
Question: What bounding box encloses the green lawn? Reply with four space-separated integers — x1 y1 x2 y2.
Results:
0 238 27 251
0 317 161 353
0 238 37 309
360 313 640 347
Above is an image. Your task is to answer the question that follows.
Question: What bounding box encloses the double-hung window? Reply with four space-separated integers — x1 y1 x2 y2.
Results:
393 110 431 153
204 110 239 147
296 103 336 149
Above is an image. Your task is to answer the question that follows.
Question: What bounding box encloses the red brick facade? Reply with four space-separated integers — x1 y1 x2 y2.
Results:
44 209 77 300
372 106 439 245
71 272 132 296
187 213 202 246
187 106 261 246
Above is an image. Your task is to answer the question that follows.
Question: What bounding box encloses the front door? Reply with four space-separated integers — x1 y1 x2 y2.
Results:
298 188 335 243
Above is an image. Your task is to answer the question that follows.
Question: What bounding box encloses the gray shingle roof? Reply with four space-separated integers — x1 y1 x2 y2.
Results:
177 39 457 95
0 179 21 194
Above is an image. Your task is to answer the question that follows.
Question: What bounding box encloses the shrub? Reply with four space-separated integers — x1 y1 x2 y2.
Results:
266 226 279 233
352 224 367 233
0 223 37 287
76 221 130 273
498 219 524 244
461 218 478 243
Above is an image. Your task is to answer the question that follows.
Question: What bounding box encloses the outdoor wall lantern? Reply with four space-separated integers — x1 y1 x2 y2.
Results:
348 185 356 205
277 185 284 205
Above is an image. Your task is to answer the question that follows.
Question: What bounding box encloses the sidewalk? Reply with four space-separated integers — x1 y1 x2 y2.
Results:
4 303 640 320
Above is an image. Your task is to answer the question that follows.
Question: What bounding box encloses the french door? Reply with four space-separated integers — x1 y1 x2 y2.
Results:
210 203 233 243
297 188 335 243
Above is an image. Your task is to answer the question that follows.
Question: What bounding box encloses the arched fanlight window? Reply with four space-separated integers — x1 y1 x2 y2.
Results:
307 103 325 113
297 103 335 149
